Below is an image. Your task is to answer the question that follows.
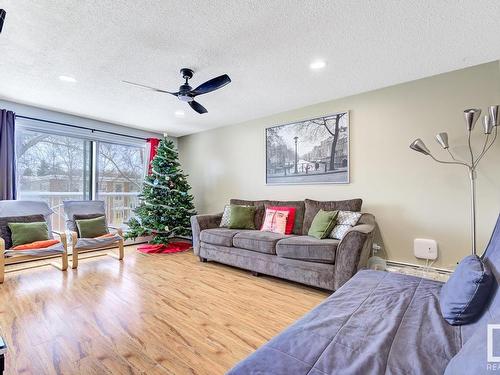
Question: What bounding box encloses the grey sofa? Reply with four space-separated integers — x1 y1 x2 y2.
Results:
191 198 376 290
227 215 500 375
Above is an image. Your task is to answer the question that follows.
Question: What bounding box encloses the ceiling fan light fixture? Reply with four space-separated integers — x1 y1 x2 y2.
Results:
122 68 231 114
178 94 193 103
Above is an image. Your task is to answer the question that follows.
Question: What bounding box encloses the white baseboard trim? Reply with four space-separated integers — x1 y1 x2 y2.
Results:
386 260 453 274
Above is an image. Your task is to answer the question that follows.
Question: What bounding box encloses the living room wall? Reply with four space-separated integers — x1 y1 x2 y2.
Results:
178 61 500 269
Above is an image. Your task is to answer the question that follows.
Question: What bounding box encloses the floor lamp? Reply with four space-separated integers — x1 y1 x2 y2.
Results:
410 105 499 256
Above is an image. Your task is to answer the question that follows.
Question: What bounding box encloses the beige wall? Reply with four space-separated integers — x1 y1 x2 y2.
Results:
179 62 500 269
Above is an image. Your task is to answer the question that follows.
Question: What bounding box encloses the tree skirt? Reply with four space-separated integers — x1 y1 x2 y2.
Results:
137 242 192 254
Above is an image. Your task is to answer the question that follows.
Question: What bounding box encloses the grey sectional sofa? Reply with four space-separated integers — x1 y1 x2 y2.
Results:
190 198 376 290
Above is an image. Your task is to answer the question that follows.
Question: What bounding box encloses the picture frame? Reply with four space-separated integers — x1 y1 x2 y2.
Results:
265 111 350 185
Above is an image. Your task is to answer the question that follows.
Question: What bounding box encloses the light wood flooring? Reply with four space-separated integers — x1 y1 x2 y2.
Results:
0 246 328 374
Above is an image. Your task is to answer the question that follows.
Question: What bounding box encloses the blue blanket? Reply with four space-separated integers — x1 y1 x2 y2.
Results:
228 270 461 375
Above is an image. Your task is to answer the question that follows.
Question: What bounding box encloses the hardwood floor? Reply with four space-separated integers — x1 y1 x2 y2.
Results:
0 246 328 374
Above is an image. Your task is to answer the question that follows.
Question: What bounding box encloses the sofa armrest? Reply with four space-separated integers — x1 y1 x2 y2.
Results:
333 213 376 290
190 213 223 256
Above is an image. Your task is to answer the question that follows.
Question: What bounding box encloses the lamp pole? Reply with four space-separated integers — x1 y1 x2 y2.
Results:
469 168 477 255
409 106 499 256
293 136 299 174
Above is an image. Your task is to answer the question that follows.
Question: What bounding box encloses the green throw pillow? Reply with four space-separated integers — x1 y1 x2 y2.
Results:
228 205 256 229
8 221 49 247
76 216 108 238
308 210 338 239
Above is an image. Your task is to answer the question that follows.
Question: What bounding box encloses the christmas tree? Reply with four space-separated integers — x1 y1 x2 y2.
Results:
125 137 196 245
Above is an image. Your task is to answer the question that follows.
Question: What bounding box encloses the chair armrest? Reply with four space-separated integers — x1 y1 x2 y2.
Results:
68 231 78 248
52 230 68 251
108 225 123 236
333 214 376 290
190 213 223 256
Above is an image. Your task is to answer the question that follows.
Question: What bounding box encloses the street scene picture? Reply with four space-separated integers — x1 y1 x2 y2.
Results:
266 111 349 184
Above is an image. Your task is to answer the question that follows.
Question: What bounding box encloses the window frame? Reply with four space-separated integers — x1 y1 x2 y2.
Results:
15 120 148 227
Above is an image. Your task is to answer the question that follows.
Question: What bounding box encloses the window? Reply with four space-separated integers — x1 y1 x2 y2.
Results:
15 126 147 231
96 142 146 227
16 129 92 231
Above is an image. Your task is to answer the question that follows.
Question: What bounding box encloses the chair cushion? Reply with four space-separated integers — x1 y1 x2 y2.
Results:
74 213 104 236
4 241 65 257
75 233 122 250
200 228 242 247
233 230 290 255
302 198 363 234
63 200 106 232
8 221 49 247
276 236 339 263
76 216 108 238
0 214 45 249
0 200 54 237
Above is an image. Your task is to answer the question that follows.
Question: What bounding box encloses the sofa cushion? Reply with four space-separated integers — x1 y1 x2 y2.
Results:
233 230 290 255
230 199 267 229
276 235 339 264
200 228 242 247
308 209 338 239
302 198 363 234
439 255 494 325
265 200 305 235
228 205 257 229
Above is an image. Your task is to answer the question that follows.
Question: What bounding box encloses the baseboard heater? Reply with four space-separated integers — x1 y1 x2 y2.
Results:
386 260 453 274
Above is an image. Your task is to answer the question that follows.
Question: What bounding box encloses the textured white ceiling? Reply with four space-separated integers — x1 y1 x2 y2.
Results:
1 1 500 137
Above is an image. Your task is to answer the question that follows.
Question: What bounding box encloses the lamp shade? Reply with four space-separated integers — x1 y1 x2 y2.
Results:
435 132 449 149
489 105 499 127
410 138 431 156
484 115 494 135
464 108 481 131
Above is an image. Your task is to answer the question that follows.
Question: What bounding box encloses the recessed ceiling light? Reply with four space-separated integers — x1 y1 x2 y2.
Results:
174 110 185 118
59 75 77 83
309 60 326 70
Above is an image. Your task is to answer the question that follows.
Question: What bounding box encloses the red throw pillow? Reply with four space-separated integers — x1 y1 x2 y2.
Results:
268 206 296 234
12 239 60 250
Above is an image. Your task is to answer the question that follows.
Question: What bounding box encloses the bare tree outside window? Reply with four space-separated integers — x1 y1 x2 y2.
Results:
15 129 146 230
96 142 146 227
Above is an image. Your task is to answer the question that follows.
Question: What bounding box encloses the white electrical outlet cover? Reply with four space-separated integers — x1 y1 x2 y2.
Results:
414 238 438 260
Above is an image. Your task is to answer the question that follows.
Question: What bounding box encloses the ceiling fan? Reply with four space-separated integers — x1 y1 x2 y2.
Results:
123 68 231 114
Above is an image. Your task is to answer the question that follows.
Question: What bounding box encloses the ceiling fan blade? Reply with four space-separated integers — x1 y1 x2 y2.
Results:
191 74 231 96
122 80 177 95
189 100 208 114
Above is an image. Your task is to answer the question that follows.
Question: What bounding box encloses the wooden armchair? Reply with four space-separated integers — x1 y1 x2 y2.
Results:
0 200 69 284
63 200 124 268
